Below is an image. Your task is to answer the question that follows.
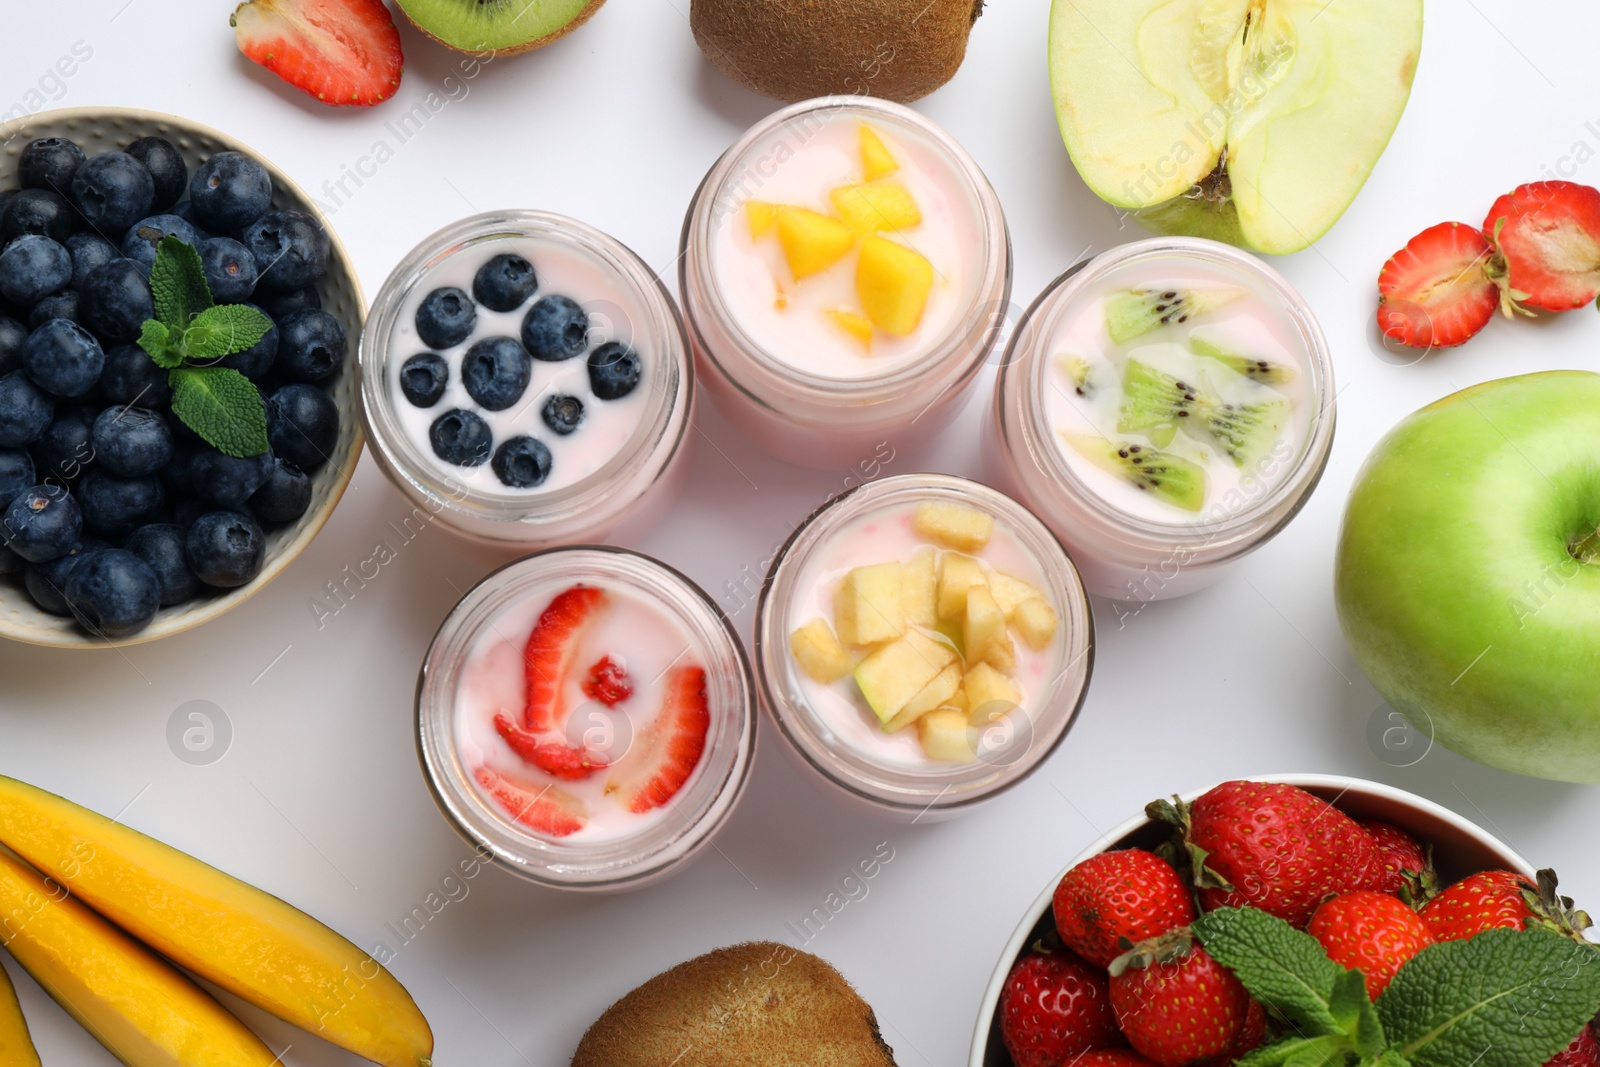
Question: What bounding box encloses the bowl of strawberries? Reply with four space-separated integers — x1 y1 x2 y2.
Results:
971 774 1600 1067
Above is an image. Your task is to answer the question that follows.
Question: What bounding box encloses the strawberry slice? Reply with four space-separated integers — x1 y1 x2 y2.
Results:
474 766 586 838
231 0 403 107
605 667 711 814
1377 221 1498 349
583 655 633 707
493 713 606 781
1484 181 1600 311
524 585 608 732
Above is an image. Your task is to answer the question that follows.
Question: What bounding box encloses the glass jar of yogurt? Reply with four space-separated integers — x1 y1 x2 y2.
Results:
991 237 1336 602
680 97 1011 469
756 474 1093 820
361 211 692 547
417 546 756 892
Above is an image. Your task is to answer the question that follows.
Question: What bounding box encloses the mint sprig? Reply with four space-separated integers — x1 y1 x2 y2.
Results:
137 236 273 457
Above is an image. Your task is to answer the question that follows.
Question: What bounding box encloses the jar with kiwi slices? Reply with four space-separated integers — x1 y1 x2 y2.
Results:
990 236 1336 602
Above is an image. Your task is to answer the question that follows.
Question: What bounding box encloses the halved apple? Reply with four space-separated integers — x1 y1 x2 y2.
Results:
1047 0 1423 254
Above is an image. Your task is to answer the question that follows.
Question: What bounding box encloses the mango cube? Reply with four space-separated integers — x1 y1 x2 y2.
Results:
918 708 976 763
827 310 874 348
853 630 959 725
790 619 853 684
964 586 1013 671
901 548 937 628
777 208 856 280
746 200 781 240
860 124 899 180
830 181 923 236
856 235 934 336
883 662 962 733
964 662 1022 725
914 502 993 551
840 562 905 646
1014 598 1060 649
937 553 987 621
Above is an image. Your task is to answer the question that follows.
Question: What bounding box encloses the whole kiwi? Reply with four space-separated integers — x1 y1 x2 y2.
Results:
571 941 900 1066
690 0 985 104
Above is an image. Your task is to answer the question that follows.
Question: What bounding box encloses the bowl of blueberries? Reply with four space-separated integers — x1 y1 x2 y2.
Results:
0 107 364 646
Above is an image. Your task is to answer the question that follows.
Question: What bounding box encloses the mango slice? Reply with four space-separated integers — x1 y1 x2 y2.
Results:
827 309 874 348
856 235 934 336
860 124 899 180
746 200 782 240
776 208 855 280
830 181 923 236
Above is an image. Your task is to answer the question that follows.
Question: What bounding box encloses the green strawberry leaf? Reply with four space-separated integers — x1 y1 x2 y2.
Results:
137 320 185 370
1192 907 1352 1038
168 367 269 457
189 304 273 358
149 236 213 329
1377 928 1600 1067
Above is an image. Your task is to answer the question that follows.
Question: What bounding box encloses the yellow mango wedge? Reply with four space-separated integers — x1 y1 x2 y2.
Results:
0 960 40 1067
856 235 934 336
0 776 434 1067
745 199 781 239
830 181 923 236
776 208 855 280
860 124 899 180
0 848 278 1067
827 309 874 348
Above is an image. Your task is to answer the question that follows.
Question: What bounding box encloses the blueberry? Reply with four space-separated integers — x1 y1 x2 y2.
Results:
119 214 199 271
521 296 588 362
0 235 71 307
91 406 173 478
198 237 257 303
28 291 81 330
18 137 85 193
267 384 339 471
22 319 104 398
64 548 161 637
0 317 24 376
0 372 54 447
167 199 211 237
186 510 265 588
540 394 584 436
415 287 476 350
171 496 207 530
248 456 311 525
124 523 198 606
126 136 188 212
587 341 642 400
71 152 156 235
0 188 76 244
2 484 82 562
255 286 319 318
24 538 104 615
276 308 344 383
473 253 537 313
242 210 329 291
100 344 172 408
0 448 34 502
188 152 272 232
399 353 447 408
0 545 20 576
217 307 277 380
30 407 96 482
76 470 164 538
461 336 530 411
190 447 272 508
80 259 154 343
491 436 552 488
428 409 491 467
65 232 119 290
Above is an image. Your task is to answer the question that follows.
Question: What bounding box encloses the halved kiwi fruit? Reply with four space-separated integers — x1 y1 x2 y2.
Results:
1190 333 1297 384
395 0 605 55
1104 286 1244 344
1063 434 1207 512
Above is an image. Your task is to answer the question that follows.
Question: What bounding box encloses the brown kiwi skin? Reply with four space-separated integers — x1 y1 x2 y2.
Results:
398 0 609 56
691 0 984 104
571 941 900 1067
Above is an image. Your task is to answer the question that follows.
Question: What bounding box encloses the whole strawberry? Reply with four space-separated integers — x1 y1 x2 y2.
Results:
999 948 1122 1067
1359 820 1429 895
1054 849 1196 969
1308 890 1435 998
1421 869 1536 941
1152 781 1383 927
1546 1019 1600 1067
1109 932 1250 1067
1484 181 1600 311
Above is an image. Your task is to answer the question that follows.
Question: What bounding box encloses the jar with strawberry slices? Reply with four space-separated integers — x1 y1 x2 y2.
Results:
416 546 755 892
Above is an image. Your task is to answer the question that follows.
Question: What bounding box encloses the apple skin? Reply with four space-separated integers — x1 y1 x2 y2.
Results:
1335 371 1600 783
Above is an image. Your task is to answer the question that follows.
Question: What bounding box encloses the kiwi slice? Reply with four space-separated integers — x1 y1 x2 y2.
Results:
1117 356 1204 447
1059 354 1096 398
394 0 604 54
1201 395 1289 468
1104 286 1245 344
1063 434 1207 512
1190 333 1297 384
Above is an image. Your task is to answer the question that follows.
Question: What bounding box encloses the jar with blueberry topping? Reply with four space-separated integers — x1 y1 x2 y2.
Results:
360 211 693 547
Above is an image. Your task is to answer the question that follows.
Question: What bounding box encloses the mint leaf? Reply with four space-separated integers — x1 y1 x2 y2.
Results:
1378 929 1600 1067
190 304 273 357
1237 1035 1348 1067
169 367 269 457
150 236 212 328
1193 907 1349 1037
137 320 184 370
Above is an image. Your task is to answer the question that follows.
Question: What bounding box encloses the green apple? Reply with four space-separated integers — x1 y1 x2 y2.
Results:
1335 371 1600 783
1048 0 1423 254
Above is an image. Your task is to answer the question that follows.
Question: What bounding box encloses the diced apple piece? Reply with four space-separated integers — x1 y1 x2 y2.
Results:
902 548 937 628
746 200 781 240
964 662 1021 725
830 181 923 236
826 309 873 348
964 586 1009 669
937 553 987 621
790 618 853 684
860 124 899 180
856 235 934 336
883 662 962 733
854 631 959 726
833 580 858 647
988 572 1044 619
841 562 905 646
777 208 856 280
918 708 976 763
1014 598 1060 650
914 501 993 551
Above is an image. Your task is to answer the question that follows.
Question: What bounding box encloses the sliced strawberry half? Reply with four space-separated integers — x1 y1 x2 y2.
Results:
232 0 403 108
583 655 633 707
1485 181 1600 311
524 585 608 732
605 666 711 814
474 766 586 838
493 713 607 781
1377 221 1498 349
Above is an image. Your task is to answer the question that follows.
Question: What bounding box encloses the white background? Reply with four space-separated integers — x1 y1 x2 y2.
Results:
3 2 1599 1064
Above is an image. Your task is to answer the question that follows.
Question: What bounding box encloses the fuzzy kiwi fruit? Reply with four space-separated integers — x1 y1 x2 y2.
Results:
395 0 605 55
1104 286 1244 344
1064 434 1207 512
690 0 985 104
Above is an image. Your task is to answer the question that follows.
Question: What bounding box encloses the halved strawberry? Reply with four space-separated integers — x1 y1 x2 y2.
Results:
474 766 586 838
605 666 710 814
583 655 633 707
231 0 403 107
524 585 608 732
1485 181 1600 311
493 714 607 781
1376 221 1498 349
